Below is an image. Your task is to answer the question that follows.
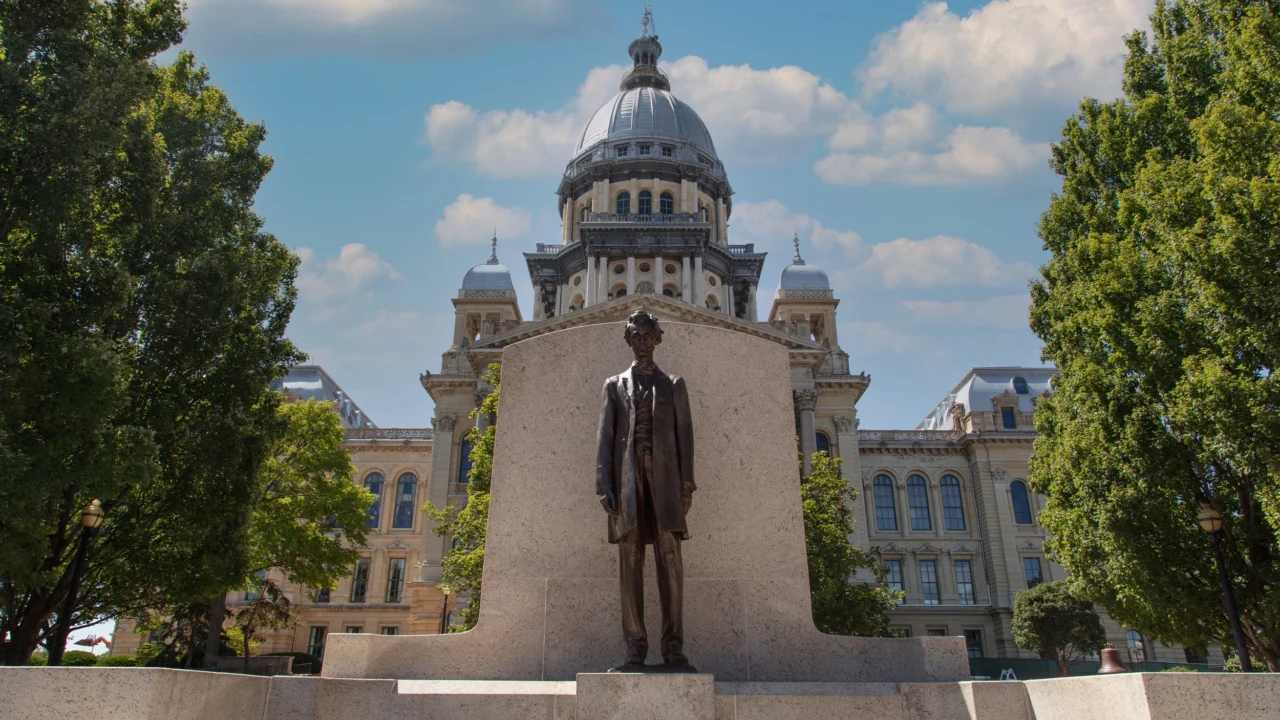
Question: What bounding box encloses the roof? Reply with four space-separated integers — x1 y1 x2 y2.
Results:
572 86 718 163
271 365 377 429
916 367 1059 431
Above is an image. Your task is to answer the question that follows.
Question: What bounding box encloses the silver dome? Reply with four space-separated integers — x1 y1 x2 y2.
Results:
779 263 830 291
462 237 514 292
573 87 718 163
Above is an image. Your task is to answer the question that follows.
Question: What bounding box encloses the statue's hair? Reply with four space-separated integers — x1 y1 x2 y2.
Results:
623 310 663 345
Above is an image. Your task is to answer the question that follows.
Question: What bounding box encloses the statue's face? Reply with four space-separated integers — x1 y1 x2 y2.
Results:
627 323 658 363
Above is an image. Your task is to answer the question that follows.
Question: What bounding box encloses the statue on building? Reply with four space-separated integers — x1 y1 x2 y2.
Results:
595 310 697 673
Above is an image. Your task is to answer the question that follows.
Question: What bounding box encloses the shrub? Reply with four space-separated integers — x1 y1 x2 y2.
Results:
97 655 139 667
27 653 47 666
1161 665 1194 672
60 650 98 666
263 651 321 675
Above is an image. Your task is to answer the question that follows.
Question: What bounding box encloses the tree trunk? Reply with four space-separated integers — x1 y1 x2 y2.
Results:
204 592 227 669
242 623 253 675
1057 650 1070 676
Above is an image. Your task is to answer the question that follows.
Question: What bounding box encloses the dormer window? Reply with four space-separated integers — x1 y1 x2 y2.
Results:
1013 376 1029 394
1001 407 1017 429
661 146 674 157
616 146 629 158
639 144 651 155
698 154 710 164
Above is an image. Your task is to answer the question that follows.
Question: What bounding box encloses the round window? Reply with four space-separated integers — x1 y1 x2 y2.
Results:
572 275 581 287
613 265 625 275
665 264 677 275
638 263 650 273
708 276 718 287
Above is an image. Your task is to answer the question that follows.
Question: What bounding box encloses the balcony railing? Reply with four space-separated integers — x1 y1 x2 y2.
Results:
343 428 431 440
583 212 710 225
728 244 757 255
858 430 962 442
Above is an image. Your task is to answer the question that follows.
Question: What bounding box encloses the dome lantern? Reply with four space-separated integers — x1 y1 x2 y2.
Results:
779 233 830 292
622 8 669 92
461 232 515 296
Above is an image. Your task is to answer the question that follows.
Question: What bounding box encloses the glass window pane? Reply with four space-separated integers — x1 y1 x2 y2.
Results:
660 192 674 214
1001 406 1017 428
1013 376 1029 394
964 629 984 658
1011 481 1033 524
873 475 897 531
364 472 384 529
381 627 399 636
1023 557 1043 587
907 475 932 531
308 627 327 660
1126 630 1146 664
920 560 940 605
350 558 369 603
638 191 652 215
884 560 903 602
393 473 417 529
941 475 965 530
954 560 975 604
386 558 406 603
815 432 830 455
616 192 630 215
458 439 473 485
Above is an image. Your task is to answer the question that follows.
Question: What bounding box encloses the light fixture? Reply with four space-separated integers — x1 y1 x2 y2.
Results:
81 500 104 529
1196 504 1223 534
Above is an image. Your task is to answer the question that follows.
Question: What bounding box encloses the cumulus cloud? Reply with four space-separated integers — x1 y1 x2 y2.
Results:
861 0 1153 116
295 243 402 303
434 194 532 249
816 125 1048 187
180 0 603 57
732 199 866 262
857 236 1036 288
903 294 1032 329
839 321 918 354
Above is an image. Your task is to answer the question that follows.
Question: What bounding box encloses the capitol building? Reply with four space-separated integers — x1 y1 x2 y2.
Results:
114 25 1212 672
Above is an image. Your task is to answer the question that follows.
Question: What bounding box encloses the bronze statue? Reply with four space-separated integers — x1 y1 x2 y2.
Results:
596 310 697 673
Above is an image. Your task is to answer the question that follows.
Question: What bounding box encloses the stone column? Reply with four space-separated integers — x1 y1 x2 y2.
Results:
833 414 870 568
626 256 636 295
747 285 758 322
716 197 727 244
561 198 571 243
598 255 609 301
681 256 691 301
422 413 457 582
654 256 664 296
726 280 735 317
585 253 596 306
557 283 567 315
795 389 817 476
680 178 695 213
693 256 704 306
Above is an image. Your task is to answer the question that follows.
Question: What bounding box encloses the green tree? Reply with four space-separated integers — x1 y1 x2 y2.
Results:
1030 0 1280 670
802 451 901 636
1011 581 1107 675
0 0 302 663
427 364 499 632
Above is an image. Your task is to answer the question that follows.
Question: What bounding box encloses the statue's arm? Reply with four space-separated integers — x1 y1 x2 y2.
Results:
596 380 618 511
673 376 696 498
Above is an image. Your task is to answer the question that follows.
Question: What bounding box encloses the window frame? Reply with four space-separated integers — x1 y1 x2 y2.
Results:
1010 481 1034 525
1001 406 1017 429
307 626 327 660
919 559 940 605
661 145 674 157
457 438 473 486
638 190 652 215
659 191 674 214
873 475 898 531
350 558 370 603
615 191 631 216
385 557 406 604
907 474 932 531
940 474 966 531
954 559 976 604
363 472 384 529
392 473 418 529
883 559 904 600
1023 556 1043 587
964 629 984 659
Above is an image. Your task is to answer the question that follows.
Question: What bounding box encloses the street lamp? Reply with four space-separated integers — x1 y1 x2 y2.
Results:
1196 503 1252 673
48 500 104 666
439 591 451 634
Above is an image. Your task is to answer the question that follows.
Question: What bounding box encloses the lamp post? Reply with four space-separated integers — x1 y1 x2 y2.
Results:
48 500 104 666
1196 504 1252 673
439 591 451 634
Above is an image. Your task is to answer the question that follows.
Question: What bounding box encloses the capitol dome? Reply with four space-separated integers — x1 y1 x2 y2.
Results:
572 86 718 164
779 235 830 291
461 236 513 293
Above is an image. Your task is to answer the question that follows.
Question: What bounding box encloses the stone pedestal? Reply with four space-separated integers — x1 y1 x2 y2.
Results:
577 673 714 720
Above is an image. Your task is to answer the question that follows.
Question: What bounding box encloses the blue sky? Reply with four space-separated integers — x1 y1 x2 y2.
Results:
169 0 1155 430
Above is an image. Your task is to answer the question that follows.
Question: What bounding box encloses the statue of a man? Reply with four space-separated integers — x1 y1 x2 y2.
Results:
596 310 696 672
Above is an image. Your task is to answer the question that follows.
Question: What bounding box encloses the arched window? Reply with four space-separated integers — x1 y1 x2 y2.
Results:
815 431 831 456
1013 376 1030 394
458 438 473 485
615 287 627 298
1010 480 1033 525
392 473 417 529
940 475 965 531
616 192 630 215
638 190 652 215
662 287 675 297
1126 630 1146 664
874 475 897 531
907 474 932 531
363 472 384 529
660 192 674 214
579 206 589 222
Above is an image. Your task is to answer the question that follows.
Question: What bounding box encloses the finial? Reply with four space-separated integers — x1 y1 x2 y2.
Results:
642 5 656 37
792 231 805 265
488 231 499 264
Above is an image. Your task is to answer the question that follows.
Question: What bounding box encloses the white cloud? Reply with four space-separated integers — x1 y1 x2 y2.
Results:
839 321 918 354
815 126 1048 187
903 294 1032 329
862 0 1153 116
180 0 603 57
732 199 866 262
295 243 402 303
857 236 1036 288
434 194 532 249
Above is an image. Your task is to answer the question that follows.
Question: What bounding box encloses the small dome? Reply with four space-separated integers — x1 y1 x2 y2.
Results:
779 233 829 291
462 236 514 292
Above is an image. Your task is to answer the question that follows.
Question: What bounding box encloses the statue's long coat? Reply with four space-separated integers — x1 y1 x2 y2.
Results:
595 365 696 543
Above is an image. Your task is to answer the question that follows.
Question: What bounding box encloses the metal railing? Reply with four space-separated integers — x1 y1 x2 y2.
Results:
727 244 757 254
858 430 963 442
343 428 431 440
583 212 710 225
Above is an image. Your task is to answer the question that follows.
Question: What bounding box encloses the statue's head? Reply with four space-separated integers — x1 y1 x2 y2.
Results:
623 310 662 362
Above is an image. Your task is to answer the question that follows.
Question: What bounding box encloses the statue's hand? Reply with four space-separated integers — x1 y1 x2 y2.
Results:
600 492 619 515
682 495 692 514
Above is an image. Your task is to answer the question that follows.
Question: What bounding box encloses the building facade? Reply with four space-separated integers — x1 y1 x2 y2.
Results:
112 22 1211 669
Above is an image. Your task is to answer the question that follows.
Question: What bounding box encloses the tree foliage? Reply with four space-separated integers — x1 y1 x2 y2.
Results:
1030 0 1280 670
1011 581 1107 675
0 1 301 664
427 364 499 633
802 451 901 637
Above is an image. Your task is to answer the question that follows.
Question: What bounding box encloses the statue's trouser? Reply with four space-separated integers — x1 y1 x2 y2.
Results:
618 451 687 665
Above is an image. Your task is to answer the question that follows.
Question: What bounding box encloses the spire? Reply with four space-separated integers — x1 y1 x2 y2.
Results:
792 231 806 265
487 231 499 265
622 8 669 91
